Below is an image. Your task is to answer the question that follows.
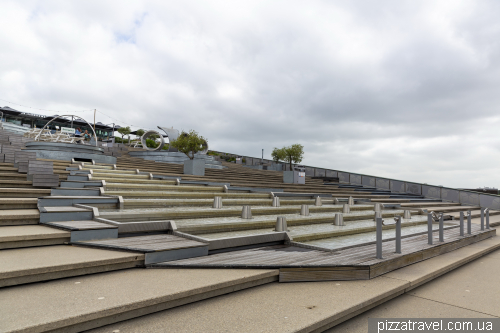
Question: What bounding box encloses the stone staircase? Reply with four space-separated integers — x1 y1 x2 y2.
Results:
1 156 499 333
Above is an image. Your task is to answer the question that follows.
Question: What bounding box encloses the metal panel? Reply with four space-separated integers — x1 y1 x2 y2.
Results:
338 172 349 183
459 191 480 206
441 188 460 203
70 229 118 242
245 157 253 165
479 194 500 210
422 185 441 199
304 167 314 177
314 169 326 177
390 180 405 193
208 232 287 250
376 178 390 190
325 170 338 178
405 183 422 195
362 176 375 187
350 174 362 185
145 246 208 264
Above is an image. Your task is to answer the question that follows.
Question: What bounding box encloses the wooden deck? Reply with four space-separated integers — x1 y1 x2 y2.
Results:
155 225 496 282
76 234 208 253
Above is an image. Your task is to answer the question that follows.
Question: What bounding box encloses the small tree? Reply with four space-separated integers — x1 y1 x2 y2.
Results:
273 144 304 171
117 126 131 141
169 130 208 160
136 129 145 137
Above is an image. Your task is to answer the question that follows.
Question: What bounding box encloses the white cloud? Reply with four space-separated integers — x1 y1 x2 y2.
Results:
1 0 500 188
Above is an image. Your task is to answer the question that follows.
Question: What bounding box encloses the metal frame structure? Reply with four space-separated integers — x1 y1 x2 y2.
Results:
34 115 98 146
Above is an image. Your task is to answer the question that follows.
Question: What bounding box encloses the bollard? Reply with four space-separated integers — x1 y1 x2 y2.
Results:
403 210 411 219
175 178 181 186
281 217 289 231
272 196 280 207
333 197 340 205
314 196 322 206
395 216 402 254
374 203 382 212
348 196 354 205
334 213 344 226
427 213 433 245
486 208 490 229
300 204 310 216
241 205 253 219
439 213 444 242
275 217 283 232
467 211 472 235
343 204 350 213
212 196 222 209
376 217 383 259
459 211 464 236
480 208 485 231
275 216 288 231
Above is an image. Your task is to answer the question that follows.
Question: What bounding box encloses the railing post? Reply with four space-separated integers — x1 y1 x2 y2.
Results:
427 213 433 245
486 208 490 229
480 207 485 231
467 211 472 235
439 213 444 242
395 216 401 254
459 211 464 236
376 217 383 259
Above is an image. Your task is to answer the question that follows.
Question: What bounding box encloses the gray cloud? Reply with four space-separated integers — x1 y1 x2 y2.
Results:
1 0 500 188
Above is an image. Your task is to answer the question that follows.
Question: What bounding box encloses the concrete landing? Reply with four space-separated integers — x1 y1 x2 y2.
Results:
0 268 278 333
85 235 500 333
0 225 70 249
0 245 144 287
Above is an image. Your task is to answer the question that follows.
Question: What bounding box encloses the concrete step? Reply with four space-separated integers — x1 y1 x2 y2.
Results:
0 268 278 333
122 198 338 208
0 188 51 198
0 225 70 249
96 177 177 185
0 173 26 181
100 204 374 222
0 245 144 287
0 198 38 209
105 183 224 192
0 209 40 226
0 180 35 188
83 235 500 333
105 190 271 199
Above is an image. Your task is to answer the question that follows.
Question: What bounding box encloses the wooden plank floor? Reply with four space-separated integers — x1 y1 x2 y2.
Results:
76 234 208 253
45 220 116 231
156 225 495 281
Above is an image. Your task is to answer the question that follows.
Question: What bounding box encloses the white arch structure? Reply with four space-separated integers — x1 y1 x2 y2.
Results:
34 115 98 146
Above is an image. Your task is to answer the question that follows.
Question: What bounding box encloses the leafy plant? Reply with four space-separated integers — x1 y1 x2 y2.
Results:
136 129 145 137
117 126 131 140
169 130 208 160
272 144 304 170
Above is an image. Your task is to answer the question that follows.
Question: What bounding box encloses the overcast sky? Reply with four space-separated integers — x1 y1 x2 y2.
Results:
1 1 500 188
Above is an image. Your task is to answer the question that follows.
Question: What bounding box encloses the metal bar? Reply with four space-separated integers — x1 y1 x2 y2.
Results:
486 209 490 229
395 216 401 254
480 208 485 231
467 211 472 235
376 217 383 259
439 213 444 242
459 211 464 236
427 213 433 245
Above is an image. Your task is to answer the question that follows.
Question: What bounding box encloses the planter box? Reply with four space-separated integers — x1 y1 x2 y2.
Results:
184 158 205 176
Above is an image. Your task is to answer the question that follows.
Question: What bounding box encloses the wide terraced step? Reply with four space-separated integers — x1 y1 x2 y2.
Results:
0 245 144 287
40 206 93 223
82 235 500 333
0 188 51 198
42 220 118 242
0 209 40 226
104 190 271 199
0 225 70 249
0 198 38 209
0 268 278 333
